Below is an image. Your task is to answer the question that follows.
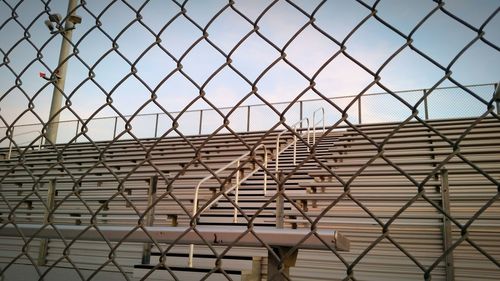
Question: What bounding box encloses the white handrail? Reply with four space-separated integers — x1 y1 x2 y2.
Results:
189 143 268 267
7 129 44 160
274 118 310 180
312 107 325 144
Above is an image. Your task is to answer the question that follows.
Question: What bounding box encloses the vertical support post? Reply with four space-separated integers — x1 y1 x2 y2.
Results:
242 256 262 281
199 110 203 135
267 171 297 281
247 106 251 132
267 246 298 281
358 97 362 124
154 113 159 138
276 171 284 229
75 120 79 139
494 83 499 115
45 0 79 144
233 160 241 223
113 117 118 139
7 126 14 160
38 179 56 266
440 169 455 281
263 149 267 196
142 175 158 265
299 101 303 129
423 89 429 120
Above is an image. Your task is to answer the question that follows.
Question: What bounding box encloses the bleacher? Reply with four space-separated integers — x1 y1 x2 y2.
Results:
0 117 499 280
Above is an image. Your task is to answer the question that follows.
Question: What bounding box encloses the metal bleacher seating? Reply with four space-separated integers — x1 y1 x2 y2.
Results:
1 117 498 281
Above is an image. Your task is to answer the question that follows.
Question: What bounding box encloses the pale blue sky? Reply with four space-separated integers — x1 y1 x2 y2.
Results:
0 0 499 140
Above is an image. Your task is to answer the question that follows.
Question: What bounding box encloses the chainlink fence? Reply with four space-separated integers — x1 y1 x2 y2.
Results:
0 1 499 281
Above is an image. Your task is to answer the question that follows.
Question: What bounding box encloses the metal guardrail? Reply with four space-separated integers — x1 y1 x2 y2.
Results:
0 83 497 148
274 118 309 177
189 143 269 267
7 130 43 160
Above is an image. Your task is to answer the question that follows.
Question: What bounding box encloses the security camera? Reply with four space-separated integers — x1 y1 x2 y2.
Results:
49 13 62 23
44 19 54 31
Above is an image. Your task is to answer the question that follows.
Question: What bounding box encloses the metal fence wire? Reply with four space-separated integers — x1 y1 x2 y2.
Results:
0 1 499 281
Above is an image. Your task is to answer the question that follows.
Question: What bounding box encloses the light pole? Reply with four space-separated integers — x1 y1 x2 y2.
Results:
44 0 81 145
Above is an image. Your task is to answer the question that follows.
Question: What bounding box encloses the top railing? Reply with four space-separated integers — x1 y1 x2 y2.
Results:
0 83 497 148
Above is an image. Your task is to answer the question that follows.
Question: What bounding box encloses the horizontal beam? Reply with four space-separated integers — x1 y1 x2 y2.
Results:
0 224 349 251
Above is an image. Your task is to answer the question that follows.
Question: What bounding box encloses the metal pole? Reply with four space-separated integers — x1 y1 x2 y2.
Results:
45 0 79 144
247 106 251 132
142 175 158 265
38 179 56 266
358 97 362 124
154 113 159 138
276 171 284 229
299 101 303 129
198 110 203 135
234 161 241 223
423 89 429 120
7 126 14 160
440 169 455 281
494 83 499 114
75 120 79 138
113 117 118 138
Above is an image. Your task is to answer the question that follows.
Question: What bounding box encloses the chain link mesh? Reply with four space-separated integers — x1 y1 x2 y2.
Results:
1 0 499 281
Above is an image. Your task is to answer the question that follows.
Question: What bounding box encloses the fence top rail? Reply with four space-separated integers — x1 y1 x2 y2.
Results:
0 82 495 130
0 223 350 251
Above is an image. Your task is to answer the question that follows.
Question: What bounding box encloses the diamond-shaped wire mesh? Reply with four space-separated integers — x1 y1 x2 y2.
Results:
1 0 499 281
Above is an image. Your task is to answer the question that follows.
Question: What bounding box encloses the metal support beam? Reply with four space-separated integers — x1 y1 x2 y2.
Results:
37 179 56 266
276 172 284 229
440 169 455 281
198 110 204 135
494 83 499 114
1 225 350 251
141 175 157 265
358 97 362 124
299 101 303 129
423 89 429 120
154 114 159 138
241 256 262 281
267 246 298 281
247 106 251 132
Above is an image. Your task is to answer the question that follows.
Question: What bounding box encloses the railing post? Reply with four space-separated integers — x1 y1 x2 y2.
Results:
358 96 362 124
38 179 56 266
299 101 303 129
75 120 80 139
494 83 499 115
7 126 14 160
154 113 159 138
440 169 455 281
423 89 429 120
113 117 118 138
247 106 251 132
142 175 158 265
276 171 284 229
233 160 241 223
199 110 203 135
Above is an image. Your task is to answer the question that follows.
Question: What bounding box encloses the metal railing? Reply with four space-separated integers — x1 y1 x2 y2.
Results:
274 118 309 178
0 83 497 148
189 143 269 267
7 130 43 159
312 108 325 144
